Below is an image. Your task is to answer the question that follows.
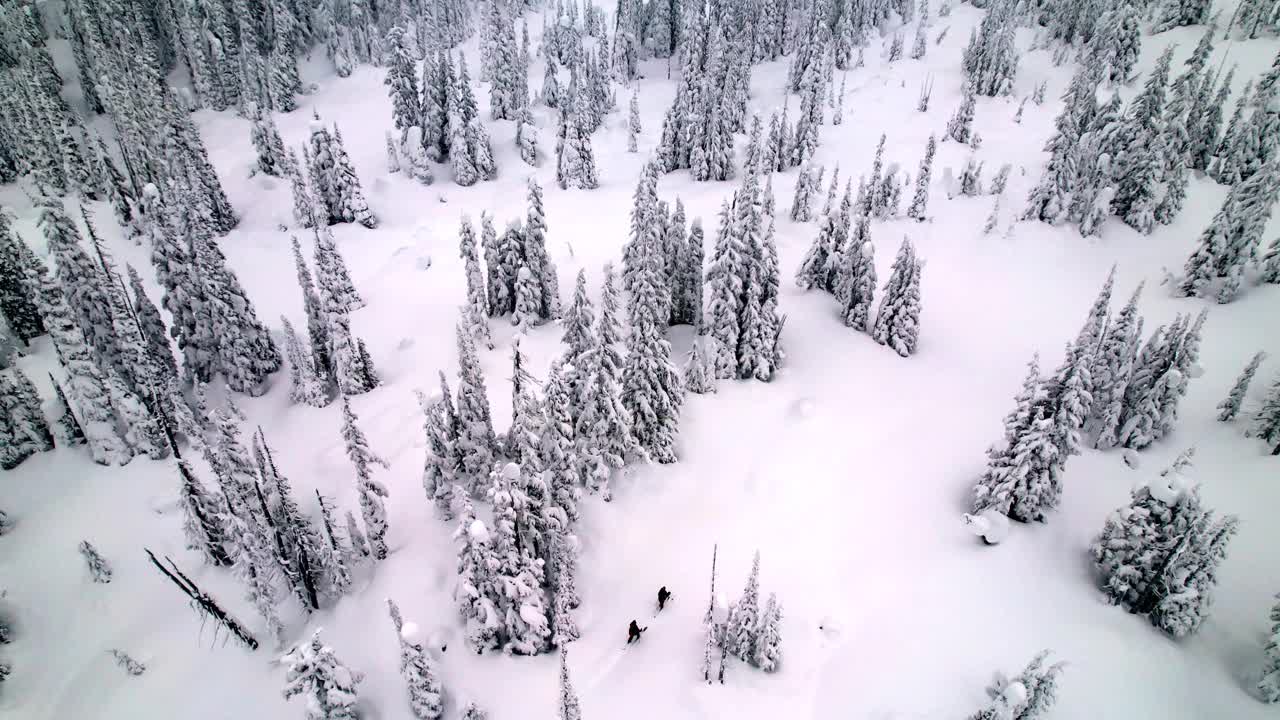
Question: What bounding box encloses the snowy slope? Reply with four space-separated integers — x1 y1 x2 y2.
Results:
3 4 1280 720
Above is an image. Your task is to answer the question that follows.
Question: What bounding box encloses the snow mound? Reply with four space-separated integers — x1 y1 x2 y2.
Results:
400 622 420 642
501 462 521 480
963 508 1010 545
468 519 490 543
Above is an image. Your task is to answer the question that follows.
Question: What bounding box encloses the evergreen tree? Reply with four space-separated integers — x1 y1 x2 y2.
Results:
1217 351 1266 422
684 342 718 394
835 214 877 332
1262 594 1280 703
0 214 43 343
341 397 391 560
0 369 53 463
907 135 936 221
385 26 423 134
561 270 595 364
292 237 332 380
754 592 783 672
1254 375 1280 452
622 220 684 463
947 83 977 145
454 491 502 652
1092 457 1239 636
871 239 923 357
577 263 640 494
790 165 822 223
725 551 761 662
393 616 445 719
48 373 85 447
459 218 493 350
282 630 363 720
281 317 328 407
558 648 583 720
628 92 641 153
525 178 561 320
250 108 288 177
126 265 176 379
315 490 353 596
454 323 498 489
968 651 1066 720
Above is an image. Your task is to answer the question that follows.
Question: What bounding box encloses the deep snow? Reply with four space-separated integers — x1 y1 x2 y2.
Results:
2 4 1280 719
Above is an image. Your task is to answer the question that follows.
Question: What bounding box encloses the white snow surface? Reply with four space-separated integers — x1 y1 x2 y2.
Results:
3 6 1280 720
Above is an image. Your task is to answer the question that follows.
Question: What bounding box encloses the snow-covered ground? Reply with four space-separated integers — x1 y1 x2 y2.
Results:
3 4 1279 719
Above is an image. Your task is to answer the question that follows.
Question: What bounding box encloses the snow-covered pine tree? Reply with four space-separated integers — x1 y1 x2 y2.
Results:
281 317 328 407
577 263 640 494
525 178 561 320
1254 375 1280 454
907 135 936 221
622 217 684 463
562 270 596 366
454 322 498 489
628 92 641 153
835 214 877 332
725 551 761 663
385 26 423 134
453 490 502 651
315 490 353 596
0 213 44 344
556 648 584 719
282 630 363 720
487 463 552 655
1092 456 1239 636
1262 593 1280 702
340 397 390 560
754 592 782 672
0 369 53 464
393 615 445 719
1091 283 1145 449
1217 351 1266 422
249 107 288 177
48 372 85 447
684 342 718 394
790 165 822 222
458 218 493 350
125 265 176 379
947 82 977 144
871 239 923 357
79 540 112 583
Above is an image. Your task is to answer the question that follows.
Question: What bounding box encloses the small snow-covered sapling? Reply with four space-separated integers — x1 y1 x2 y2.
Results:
110 649 146 676
79 541 112 583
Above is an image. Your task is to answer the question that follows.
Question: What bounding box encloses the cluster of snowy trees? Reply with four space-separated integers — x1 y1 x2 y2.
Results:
1 1 236 230
1025 27 1280 250
972 271 1208 523
280 218 380 404
0 187 280 466
700 548 784 681
794 137 924 357
0 366 54 469
160 388 394 648
1092 450 1239 638
383 26 497 187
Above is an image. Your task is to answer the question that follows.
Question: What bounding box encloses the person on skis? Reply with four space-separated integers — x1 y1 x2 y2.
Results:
657 586 671 611
627 620 646 644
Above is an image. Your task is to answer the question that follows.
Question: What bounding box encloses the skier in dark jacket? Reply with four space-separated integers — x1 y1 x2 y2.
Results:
657 586 671 611
627 620 646 644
